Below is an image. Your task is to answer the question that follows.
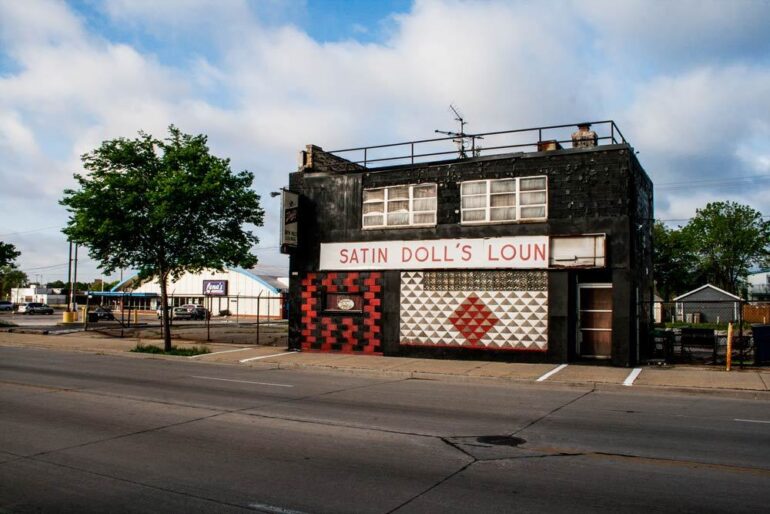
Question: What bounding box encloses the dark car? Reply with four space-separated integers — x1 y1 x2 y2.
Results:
20 303 54 315
172 304 209 320
0 301 13 312
92 307 115 320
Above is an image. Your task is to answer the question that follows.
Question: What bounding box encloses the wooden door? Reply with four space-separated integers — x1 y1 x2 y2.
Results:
578 284 612 358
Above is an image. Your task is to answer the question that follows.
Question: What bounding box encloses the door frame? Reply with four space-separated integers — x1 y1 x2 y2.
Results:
577 282 613 359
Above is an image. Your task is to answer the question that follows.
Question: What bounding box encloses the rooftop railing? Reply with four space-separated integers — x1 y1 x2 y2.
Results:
329 120 627 169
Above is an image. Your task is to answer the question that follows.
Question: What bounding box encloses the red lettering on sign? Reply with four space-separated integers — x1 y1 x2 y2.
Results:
501 244 517 260
461 245 472 261
377 248 388 263
415 247 429 262
534 243 546 262
402 247 412 262
340 249 349 264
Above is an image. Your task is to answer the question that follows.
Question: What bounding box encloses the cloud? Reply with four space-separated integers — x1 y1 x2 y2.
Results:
1 0 769 280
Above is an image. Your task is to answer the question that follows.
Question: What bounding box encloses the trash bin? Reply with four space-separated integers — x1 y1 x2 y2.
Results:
753 325 770 365
87 312 99 323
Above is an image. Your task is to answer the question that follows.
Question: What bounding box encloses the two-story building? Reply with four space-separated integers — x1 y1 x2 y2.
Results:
285 122 653 366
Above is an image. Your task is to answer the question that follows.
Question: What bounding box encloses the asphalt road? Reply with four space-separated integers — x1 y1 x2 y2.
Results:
1 347 769 513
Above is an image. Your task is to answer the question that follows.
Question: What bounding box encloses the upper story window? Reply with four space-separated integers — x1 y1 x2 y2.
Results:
362 183 437 229
460 176 547 224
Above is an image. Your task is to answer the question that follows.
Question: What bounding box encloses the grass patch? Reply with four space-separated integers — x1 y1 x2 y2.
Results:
131 343 211 356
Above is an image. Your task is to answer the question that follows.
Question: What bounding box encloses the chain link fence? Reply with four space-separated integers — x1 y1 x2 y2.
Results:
647 299 770 366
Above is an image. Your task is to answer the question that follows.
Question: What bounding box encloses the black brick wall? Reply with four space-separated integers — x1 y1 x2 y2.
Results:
288 144 653 365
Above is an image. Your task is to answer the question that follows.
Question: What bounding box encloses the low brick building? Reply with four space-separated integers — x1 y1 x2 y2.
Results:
285 122 653 366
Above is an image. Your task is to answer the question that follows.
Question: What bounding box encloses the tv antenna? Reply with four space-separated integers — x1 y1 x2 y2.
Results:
435 104 483 159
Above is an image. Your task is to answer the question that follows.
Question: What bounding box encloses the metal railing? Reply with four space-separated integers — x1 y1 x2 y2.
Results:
329 120 628 168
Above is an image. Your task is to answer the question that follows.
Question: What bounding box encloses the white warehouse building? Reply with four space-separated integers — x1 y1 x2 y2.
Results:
110 268 288 318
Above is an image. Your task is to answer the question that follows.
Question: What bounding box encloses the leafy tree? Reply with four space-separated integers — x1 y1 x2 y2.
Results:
682 201 770 295
652 221 703 300
0 241 20 268
61 126 264 350
0 267 28 300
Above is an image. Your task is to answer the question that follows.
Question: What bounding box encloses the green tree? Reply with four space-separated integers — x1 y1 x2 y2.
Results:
0 267 28 300
0 241 20 268
61 126 264 350
0 242 22 300
683 201 770 295
652 221 702 300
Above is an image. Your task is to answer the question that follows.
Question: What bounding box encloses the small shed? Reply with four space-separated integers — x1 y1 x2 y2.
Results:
673 284 741 324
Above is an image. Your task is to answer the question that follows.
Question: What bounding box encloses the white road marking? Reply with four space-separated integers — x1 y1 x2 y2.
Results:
623 368 643 386
536 364 568 382
734 418 770 424
188 347 253 358
248 502 308 514
191 376 293 388
239 351 298 363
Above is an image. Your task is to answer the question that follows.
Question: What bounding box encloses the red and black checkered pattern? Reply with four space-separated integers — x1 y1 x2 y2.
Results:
300 272 382 354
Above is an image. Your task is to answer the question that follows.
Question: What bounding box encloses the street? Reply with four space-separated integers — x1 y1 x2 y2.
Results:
1 346 769 513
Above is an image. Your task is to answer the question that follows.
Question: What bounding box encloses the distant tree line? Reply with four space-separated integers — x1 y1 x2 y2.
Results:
654 201 770 300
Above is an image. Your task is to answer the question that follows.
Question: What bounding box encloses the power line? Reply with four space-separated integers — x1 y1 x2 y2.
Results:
0 225 63 238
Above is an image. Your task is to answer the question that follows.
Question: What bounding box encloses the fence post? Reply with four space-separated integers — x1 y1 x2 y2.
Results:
256 292 262 345
726 322 733 371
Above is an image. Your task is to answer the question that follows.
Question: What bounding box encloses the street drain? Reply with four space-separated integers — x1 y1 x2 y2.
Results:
476 435 526 447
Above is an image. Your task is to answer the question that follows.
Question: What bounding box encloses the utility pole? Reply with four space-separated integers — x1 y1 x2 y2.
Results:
66 242 73 312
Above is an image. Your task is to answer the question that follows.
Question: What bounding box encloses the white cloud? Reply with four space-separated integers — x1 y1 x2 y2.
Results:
1 0 769 280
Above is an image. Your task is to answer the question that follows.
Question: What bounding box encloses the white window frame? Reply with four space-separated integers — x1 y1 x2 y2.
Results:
362 183 437 229
460 176 547 224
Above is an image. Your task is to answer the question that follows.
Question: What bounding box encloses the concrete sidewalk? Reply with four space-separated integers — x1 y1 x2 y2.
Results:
1 330 768 397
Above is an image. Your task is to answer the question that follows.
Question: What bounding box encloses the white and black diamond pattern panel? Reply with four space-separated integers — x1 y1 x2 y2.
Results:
400 271 548 350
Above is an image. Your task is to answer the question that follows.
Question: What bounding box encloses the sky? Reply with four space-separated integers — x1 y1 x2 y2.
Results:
1 0 769 284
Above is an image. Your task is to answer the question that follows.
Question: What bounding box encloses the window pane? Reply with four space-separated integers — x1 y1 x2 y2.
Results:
413 198 436 212
520 191 547 205
363 189 384 202
363 215 383 227
520 177 546 191
363 202 384 215
521 206 546 219
387 200 409 213
490 179 515 193
490 194 516 207
413 212 436 225
461 181 486 195
462 195 487 209
462 209 486 222
387 212 409 225
413 184 436 198
490 207 517 221
388 186 409 200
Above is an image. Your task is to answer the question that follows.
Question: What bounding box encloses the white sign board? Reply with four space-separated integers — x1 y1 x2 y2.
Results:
320 236 549 271
280 190 299 250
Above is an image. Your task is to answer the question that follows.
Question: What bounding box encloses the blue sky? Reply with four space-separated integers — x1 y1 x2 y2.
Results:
1 0 769 282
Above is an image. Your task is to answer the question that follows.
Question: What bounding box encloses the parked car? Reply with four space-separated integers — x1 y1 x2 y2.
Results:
18 302 54 315
0 301 13 311
91 307 115 320
172 304 209 320
156 305 171 319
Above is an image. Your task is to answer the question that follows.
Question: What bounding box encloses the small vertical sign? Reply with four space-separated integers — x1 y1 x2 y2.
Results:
280 189 299 253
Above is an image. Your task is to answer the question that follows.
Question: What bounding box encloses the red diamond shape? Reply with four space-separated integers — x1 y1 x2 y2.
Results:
448 293 499 346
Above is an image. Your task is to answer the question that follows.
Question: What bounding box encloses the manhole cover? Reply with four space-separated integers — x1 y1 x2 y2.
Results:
476 435 526 447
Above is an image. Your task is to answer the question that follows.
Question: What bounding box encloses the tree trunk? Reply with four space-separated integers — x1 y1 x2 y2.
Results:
159 273 172 352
